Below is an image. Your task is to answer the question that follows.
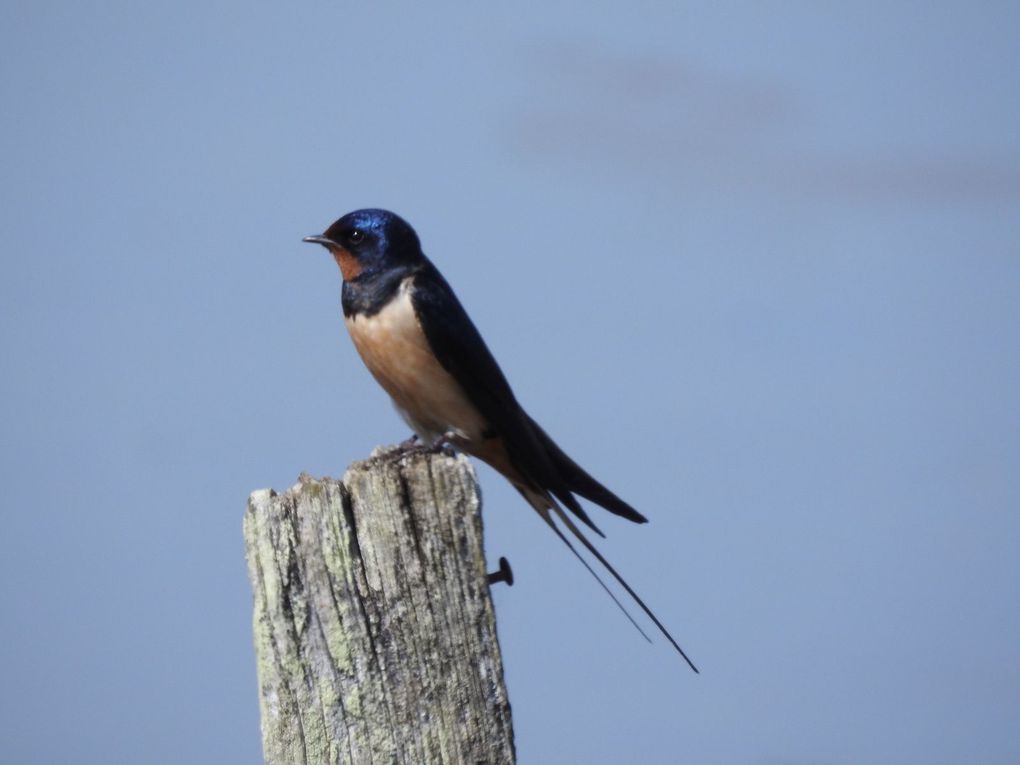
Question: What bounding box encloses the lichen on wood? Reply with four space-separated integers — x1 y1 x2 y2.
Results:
244 447 515 765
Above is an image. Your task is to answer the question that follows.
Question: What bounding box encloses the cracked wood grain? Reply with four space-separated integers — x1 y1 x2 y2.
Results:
244 448 516 765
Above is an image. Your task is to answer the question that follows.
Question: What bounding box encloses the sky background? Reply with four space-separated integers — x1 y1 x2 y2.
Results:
2 2 1019 763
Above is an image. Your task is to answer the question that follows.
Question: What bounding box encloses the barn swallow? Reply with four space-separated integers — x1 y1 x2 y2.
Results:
304 208 697 672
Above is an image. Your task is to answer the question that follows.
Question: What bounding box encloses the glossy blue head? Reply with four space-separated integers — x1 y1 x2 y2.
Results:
303 209 423 281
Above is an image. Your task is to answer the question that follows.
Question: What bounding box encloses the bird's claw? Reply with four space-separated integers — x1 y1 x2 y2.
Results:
396 433 420 452
428 431 459 456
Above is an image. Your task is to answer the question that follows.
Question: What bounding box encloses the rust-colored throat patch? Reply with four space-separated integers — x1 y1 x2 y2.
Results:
331 246 363 281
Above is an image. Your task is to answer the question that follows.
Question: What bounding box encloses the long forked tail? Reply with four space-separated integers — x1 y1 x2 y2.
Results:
527 415 649 525
518 487 699 673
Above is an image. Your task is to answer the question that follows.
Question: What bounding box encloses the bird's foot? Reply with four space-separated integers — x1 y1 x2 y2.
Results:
486 556 514 587
373 435 423 462
428 431 459 456
397 433 420 452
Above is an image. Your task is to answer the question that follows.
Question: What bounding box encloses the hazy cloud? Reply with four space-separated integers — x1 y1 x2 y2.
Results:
508 43 1020 201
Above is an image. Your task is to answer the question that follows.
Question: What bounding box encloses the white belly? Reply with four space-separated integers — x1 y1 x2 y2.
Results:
345 279 487 443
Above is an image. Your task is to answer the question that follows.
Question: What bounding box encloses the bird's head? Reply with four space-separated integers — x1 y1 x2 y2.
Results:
303 208 423 282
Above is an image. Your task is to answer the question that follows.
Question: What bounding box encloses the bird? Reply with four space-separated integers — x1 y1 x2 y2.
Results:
304 208 697 672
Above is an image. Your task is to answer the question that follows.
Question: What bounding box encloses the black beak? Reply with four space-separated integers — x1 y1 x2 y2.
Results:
302 235 338 247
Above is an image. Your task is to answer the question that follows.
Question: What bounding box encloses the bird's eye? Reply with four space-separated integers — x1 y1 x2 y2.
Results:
347 229 365 245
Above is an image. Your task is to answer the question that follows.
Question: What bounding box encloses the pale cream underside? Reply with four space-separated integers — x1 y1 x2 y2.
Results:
345 278 487 444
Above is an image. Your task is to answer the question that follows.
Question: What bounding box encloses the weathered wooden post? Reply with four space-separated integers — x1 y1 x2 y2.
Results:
244 448 516 765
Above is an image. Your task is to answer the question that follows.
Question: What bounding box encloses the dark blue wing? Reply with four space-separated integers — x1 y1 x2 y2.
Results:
410 261 646 528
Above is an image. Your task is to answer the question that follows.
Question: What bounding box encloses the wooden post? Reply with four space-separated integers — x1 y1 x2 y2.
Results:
244 448 516 765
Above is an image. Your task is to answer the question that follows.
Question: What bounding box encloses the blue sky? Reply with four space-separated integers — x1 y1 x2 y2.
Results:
2 2 1018 763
